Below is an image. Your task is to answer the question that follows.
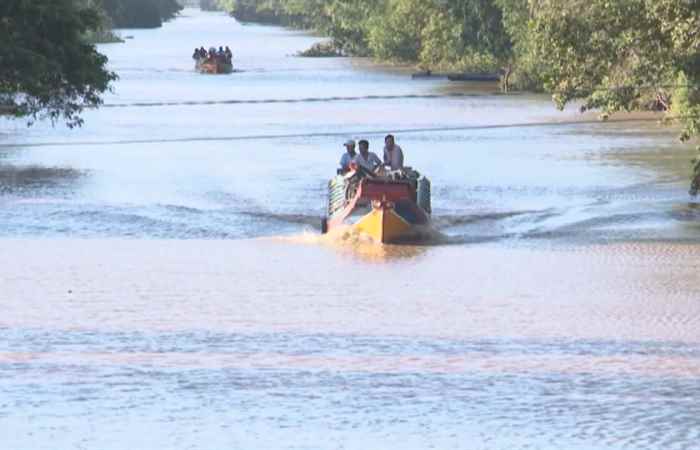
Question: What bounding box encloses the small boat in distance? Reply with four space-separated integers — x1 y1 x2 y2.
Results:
195 58 233 74
193 46 233 74
322 167 432 244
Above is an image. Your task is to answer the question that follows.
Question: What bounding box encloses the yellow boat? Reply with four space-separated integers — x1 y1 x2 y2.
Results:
322 168 431 244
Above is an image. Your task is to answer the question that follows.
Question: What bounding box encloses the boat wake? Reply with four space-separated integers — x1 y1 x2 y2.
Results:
276 221 451 261
277 226 438 261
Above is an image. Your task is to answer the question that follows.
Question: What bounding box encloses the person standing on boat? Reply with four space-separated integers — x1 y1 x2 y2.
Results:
225 46 233 63
355 140 382 173
383 134 404 170
339 139 357 173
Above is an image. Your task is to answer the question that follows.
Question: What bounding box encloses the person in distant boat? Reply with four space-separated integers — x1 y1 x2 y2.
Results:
225 46 233 63
339 139 357 173
354 140 382 173
192 48 201 60
383 134 404 170
200 47 207 58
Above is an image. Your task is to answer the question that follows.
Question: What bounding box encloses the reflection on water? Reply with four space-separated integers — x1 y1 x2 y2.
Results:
2 239 700 450
1 8 700 450
0 165 83 192
670 202 700 221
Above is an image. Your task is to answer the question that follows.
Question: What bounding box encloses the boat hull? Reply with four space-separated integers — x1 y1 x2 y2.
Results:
353 205 415 244
325 175 431 244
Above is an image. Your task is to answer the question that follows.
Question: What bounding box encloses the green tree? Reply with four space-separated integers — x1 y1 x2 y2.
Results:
420 0 514 85
200 0 222 11
367 0 436 61
215 0 519 83
102 0 183 28
493 0 543 90
324 0 384 55
0 0 117 128
530 0 700 192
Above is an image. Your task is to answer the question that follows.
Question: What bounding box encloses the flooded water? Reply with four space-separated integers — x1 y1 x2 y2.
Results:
1 9 700 450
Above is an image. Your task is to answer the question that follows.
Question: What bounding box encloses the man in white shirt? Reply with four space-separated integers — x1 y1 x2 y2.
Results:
354 139 382 173
383 134 404 170
339 139 357 173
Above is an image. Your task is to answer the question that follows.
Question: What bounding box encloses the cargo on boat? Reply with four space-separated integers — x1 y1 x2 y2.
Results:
322 167 431 244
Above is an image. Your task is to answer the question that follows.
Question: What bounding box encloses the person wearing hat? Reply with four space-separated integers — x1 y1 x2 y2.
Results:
339 139 357 173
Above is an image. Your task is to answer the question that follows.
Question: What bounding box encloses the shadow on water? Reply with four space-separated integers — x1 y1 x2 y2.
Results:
667 202 700 237
669 202 700 222
0 165 84 195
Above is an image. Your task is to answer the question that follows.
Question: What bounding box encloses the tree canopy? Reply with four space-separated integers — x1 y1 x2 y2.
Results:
216 1 516 72
102 0 183 29
0 0 117 127
530 0 700 193
216 0 700 190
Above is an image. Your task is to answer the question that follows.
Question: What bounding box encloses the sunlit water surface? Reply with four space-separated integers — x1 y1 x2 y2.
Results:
1 9 699 450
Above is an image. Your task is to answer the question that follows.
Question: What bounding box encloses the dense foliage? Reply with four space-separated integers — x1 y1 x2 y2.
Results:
530 0 700 194
215 0 700 190
102 0 183 28
4 0 699 187
215 0 519 74
200 0 222 11
0 0 117 127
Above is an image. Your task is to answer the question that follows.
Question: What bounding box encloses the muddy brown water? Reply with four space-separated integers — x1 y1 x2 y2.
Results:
1 8 699 450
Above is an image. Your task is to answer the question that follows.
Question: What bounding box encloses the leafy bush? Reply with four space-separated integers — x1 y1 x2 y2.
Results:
0 0 117 127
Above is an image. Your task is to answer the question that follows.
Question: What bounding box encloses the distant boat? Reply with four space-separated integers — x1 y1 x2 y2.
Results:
322 167 431 244
195 57 233 74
